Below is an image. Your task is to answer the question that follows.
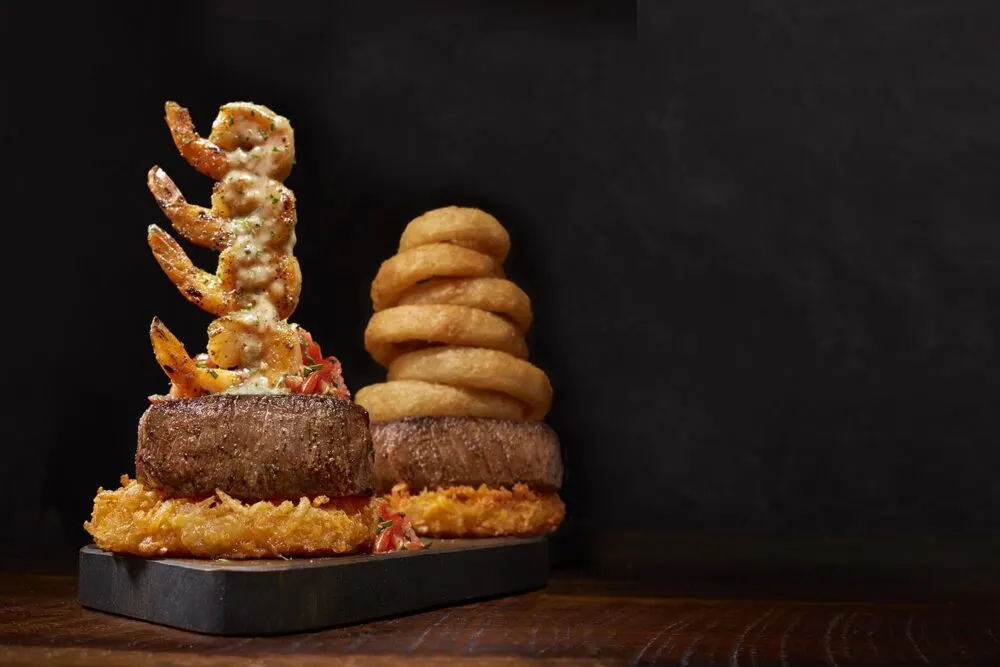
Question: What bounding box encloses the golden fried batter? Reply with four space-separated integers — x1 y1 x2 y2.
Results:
357 206 553 423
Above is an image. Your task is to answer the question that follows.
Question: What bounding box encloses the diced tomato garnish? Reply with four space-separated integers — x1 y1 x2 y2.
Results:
373 524 397 553
289 327 351 399
297 328 324 366
371 500 426 554
301 370 323 394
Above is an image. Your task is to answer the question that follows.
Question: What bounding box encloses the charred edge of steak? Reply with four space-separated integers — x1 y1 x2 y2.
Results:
371 416 563 494
136 394 375 501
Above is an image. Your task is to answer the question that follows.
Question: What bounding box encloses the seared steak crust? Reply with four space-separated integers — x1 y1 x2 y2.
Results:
136 394 374 500
372 416 562 493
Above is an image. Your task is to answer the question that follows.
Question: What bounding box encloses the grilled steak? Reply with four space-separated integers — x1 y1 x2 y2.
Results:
136 394 374 501
371 416 563 493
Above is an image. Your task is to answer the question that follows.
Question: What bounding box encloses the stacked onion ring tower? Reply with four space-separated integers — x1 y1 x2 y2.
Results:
84 101 387 559
356 207 566 537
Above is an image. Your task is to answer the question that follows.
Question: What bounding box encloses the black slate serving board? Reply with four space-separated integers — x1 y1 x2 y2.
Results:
77 537 548 635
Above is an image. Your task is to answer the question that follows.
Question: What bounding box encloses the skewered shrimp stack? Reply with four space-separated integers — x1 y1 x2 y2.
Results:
357 207 565 537
146 102 308 396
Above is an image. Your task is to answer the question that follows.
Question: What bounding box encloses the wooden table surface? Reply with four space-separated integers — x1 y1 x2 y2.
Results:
1 572 998 666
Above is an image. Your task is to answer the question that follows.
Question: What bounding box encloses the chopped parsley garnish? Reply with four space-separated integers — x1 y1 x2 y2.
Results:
207 369 218 379
420 538 433 549
272 146 282 153
228 116 235 127
376 520 393 534
269 194 280 204
300 336 315 363
303 363 324 377
270 121 276 131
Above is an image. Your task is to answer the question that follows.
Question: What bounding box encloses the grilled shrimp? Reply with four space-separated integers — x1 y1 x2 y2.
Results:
216 175 296 243
149 225 301 320
149 164 296 249
147 167 231 251
207 315 301 383
270 255 302 319
150 318 244 397
164 103 230 182
149 100 302 396
147 225 237 316
165 101 295 182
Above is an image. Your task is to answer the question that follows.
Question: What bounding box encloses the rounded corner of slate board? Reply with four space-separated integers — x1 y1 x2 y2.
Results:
77 536 550 635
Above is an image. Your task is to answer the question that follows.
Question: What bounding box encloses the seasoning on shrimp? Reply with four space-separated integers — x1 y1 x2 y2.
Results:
145 101 345 400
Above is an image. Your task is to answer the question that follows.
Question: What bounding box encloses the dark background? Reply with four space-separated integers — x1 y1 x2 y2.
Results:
4 0 1000 580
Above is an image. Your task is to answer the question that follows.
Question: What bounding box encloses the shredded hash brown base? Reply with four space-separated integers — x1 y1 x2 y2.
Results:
386 483 565 537
84 476 379 558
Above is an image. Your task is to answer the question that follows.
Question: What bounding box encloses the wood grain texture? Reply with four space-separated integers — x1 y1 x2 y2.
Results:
3 573 999 665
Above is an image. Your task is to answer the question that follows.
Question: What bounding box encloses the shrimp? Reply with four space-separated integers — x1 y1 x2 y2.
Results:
147 224 237 316
207 316 301 383
147 167 231 251
150 318 243 397
213 172 298 248
149 100 303 396
164 102 229 181
271 255 302 320
165 101 295 182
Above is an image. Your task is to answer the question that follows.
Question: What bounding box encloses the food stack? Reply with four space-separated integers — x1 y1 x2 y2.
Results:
83 101 415 558
356 206 565 537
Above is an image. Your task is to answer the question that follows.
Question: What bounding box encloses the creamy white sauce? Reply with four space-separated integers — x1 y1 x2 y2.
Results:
221 376 285 395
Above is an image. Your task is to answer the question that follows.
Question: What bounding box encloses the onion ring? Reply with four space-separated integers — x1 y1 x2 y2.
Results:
359 206 552 422
398 206 510 262
388 347 551 420
364 304 528 368
355 380 526 421
370 243 502 312
396 277 533 333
